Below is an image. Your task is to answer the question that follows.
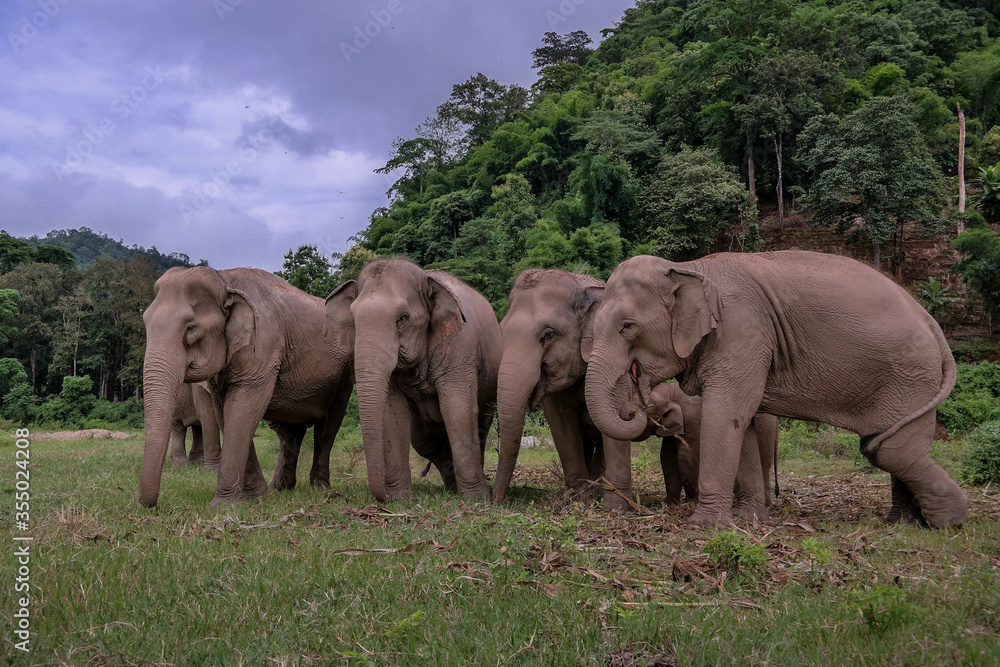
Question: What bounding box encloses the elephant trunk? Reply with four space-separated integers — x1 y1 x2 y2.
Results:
585 343 647 442
353 335 398 502
138 335 187 507
493 351 544 502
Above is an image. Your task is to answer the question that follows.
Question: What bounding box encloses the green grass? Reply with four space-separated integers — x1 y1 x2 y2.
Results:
2 422 1000 665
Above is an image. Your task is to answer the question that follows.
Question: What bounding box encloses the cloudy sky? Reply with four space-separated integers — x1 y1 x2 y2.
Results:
1 0 635 272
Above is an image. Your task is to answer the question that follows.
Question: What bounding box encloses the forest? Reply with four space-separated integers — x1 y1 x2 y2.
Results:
2 0 1000 426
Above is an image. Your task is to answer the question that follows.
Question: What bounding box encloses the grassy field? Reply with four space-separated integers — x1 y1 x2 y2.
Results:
2 420 1000 666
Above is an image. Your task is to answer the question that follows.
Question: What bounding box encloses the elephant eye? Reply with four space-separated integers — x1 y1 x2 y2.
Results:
540 327 555 344
396 313 410 329
619 320 637 339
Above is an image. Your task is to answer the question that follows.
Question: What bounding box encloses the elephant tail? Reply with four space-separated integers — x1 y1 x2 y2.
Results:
860 320 957 460
773 439 779 498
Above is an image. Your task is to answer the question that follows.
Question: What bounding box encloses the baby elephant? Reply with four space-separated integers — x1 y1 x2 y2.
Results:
645 383 778 507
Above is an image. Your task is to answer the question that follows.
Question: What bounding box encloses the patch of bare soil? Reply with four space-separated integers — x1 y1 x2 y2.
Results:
32 429 134 441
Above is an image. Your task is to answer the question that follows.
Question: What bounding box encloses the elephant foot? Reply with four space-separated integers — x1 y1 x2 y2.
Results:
309 476 331 489
271 469 297 493
732 503 769 524
244 479 269 500
170 457 188 468
188 455 205 466
602 489 634 513
688 506 734 528
209 493 241 508
203 461 220 472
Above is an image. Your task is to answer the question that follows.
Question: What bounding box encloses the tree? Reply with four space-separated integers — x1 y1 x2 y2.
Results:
0 288 19 347
0 232 37 274
276 244 338 297
330 246 378 284
638 146 752 260
531 30 594 69
799 96 947 272
437 73 530 148
952 227 1000 330
33 245 76 270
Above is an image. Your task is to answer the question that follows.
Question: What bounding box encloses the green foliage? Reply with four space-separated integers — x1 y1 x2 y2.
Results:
958 420 1000 485
531 30 593 69
916 276 956 321
639 147 750 259
952 227 1000 327
979 126 1000 166
86 397 145 429
275 244 338 297
938 363 1000 434
846 585 928 633
703 531 768 581
975 161 1000 221
799 96 947 270
27 227 199 270
37 375 96 426
0 357 28 396
1 382 35 423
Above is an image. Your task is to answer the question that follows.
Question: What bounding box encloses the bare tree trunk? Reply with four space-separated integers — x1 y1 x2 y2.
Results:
957 103 966 234
774 135 784 231
747 131 757 219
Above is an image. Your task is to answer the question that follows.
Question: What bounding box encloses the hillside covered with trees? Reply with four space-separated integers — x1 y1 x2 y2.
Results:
315 0 1000 321
3 0 1000 426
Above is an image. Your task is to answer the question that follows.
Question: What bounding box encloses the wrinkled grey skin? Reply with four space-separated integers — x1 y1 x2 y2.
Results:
169 381 222 470
139 267 354 508
585 251 967 528
493 269 634 510
645 383 778 507
329 259 501 501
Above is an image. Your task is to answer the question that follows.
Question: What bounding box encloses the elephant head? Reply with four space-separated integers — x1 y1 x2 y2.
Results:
493 269 603 502
139 266 256 507
584 256 722 442
328 259 465 502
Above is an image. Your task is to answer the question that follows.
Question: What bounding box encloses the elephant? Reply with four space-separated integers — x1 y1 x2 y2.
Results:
139 266 355 508
584 251 968 528
644 382 778 507
493 269 634 510
169 381 222 470
328 258 500 501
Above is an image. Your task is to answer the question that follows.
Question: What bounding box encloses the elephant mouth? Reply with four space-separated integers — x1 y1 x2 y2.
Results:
528 381 546 410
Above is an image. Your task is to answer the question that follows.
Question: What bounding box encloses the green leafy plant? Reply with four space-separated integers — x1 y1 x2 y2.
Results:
703 531 768 580
938 363 1000 434
916 277 956 321
847 585 927 633
975 161 1000 222
959 421 1000 485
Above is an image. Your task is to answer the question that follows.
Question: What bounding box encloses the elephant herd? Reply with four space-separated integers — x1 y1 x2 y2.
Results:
139 250 969 528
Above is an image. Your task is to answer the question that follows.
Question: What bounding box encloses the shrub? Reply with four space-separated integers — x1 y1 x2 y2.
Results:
847 584 927 633
958 421 1000 486
703 531 768 581
938 363 1000 434
35 376 96 427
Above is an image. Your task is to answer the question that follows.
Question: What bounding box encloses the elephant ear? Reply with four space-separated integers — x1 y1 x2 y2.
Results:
578 284 605 363
224 288 257 363
666 268 722 359
427 274 466 350
324 280 357 349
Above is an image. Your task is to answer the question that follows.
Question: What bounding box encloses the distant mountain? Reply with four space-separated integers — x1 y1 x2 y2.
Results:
25 227 206 271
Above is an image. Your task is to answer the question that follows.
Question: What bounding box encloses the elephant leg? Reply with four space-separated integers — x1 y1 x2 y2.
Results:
211 384 273 507
383 384 414 500
417 428 458 492
188 425 205 464
886 476 924 525
731 420 768 522
661 437 683 505
861 411 968 527
689 382 766 527
270 421 308 492
169 423 188 467
310 382 354 488
584 433 606 481
438 386 489 498
677 440 699 503
243 441 268 500
542 397 590 493
196 386 223 471
602 437 633 512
